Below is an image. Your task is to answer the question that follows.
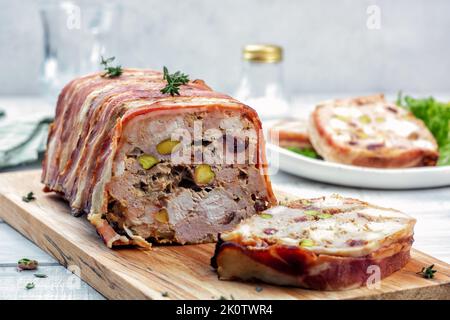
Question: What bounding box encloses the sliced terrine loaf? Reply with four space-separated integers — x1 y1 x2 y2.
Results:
42 69 276 248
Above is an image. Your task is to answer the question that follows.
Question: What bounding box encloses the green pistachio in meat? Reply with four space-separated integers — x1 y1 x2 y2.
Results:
138 154 159 169
334 115 350 122
155 209 169 223
194 164 215 185
156 139 180 155
299 239 315 247
358 114 372 124
304 210 319 216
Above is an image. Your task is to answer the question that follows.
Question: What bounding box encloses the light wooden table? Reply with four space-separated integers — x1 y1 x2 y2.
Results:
1 96 449 300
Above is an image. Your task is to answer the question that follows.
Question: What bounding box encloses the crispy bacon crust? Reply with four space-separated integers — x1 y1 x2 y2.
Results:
212 235 413 290
42 69 276 247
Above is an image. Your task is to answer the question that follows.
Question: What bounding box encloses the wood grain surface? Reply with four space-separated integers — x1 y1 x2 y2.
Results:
0 170 449 300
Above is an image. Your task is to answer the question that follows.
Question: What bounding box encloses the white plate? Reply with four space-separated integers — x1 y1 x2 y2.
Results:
267 143 450 189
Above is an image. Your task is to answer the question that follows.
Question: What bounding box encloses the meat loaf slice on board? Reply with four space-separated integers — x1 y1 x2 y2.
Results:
308 94 438 168
212 195 416 290
42 69 276 248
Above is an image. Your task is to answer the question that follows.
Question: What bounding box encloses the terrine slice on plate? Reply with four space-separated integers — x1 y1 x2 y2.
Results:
268 118 312 149
309 94 439 168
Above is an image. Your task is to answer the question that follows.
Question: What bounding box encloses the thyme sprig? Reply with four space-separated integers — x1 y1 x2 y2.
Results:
100 56 123 78
160 66 189 96
417 264 437 279
22 192 36 203
34 273 48 278
25 282 35 290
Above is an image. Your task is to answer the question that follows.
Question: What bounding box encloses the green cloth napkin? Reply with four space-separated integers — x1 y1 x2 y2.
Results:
0 110 53 169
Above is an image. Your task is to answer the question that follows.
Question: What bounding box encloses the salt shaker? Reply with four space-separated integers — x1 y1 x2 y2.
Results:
234 44 290 120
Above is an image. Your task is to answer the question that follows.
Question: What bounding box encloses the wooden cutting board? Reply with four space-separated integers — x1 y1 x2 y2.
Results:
0 170 449 300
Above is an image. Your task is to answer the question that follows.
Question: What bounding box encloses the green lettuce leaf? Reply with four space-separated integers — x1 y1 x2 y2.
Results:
286 146 321 159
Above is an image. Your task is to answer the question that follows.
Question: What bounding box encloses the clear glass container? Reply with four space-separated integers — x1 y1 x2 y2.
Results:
234 44 290 120
39 0 121 102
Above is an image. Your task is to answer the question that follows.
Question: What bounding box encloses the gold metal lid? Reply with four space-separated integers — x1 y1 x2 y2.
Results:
243 44 283 63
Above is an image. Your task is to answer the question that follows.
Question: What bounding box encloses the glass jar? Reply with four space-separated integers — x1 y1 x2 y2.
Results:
39 0 121 102
234 44 290 120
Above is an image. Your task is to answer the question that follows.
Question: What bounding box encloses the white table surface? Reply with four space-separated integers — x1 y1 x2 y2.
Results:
1 95 449 300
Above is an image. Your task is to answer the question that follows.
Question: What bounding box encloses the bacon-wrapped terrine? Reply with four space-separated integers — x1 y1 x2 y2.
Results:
309 94 439 168
211 195 416 290
42 69 276 248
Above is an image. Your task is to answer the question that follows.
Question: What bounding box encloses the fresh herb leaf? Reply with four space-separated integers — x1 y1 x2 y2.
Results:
438 143 450 167
18 258 38 271
416 264 437 279
22 192 36 203
286 146 321 159
25 282 35 290
100 56 123 78
217 294 235 300
160 66 190 96
161 291 169 297
34 273 47 278
401 95 450 166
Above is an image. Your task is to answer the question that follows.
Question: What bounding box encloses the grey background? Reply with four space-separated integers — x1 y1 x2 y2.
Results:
0 0 449 96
